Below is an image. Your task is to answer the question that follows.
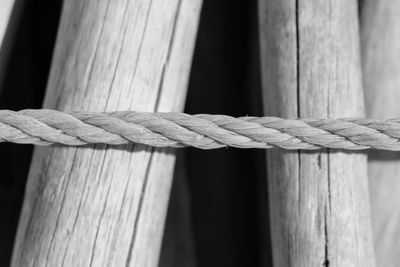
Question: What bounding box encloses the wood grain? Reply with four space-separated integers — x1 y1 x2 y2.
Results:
258 0 375 266
361 1 400 266
11 0 201 266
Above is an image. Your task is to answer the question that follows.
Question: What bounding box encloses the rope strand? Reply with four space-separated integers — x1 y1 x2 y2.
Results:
0 109 399 150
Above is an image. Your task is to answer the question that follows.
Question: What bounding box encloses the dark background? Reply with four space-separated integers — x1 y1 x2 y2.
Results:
0 1 271 266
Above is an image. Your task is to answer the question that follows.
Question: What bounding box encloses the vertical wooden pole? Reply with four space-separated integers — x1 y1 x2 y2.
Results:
361 1 400 266
0 0 21 87
0 0 15 40
258 0 375 266
11 0 202 266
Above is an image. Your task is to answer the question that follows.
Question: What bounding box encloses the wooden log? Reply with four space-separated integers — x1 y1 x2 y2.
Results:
0 0 15 39
258 0 375 266
361 1 400 266
11 0 202 266
0 0 16 59
0 0 22 87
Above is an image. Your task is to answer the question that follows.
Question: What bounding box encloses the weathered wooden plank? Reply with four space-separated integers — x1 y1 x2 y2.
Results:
361 1 400 266
11 0 202 266
258 0 375 266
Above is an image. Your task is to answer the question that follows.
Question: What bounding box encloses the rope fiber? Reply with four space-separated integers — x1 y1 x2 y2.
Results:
0 109 399 150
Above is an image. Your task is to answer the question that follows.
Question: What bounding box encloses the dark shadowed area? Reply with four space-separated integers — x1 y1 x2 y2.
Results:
0 1 62 265
182 0 271 266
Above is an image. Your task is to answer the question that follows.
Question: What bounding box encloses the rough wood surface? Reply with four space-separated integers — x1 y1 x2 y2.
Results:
11 0 202 266
258 0 375 266
361 1 400 266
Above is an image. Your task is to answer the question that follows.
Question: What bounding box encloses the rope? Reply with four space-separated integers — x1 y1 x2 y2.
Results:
0 109 399 150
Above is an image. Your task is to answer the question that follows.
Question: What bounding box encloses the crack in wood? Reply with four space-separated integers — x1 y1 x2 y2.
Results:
323 204 329 267
126 148 155 266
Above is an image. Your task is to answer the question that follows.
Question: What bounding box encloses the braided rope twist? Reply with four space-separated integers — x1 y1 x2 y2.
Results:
0 109 399 150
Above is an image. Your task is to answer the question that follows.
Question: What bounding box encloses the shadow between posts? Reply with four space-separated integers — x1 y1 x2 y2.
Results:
161 0 272 266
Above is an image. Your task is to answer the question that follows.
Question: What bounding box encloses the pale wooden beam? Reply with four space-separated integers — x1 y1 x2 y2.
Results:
258 0 375 266
11 0 202 266
361 1 400 266
0 0 14 36
0 0 15 54
0 0 22 87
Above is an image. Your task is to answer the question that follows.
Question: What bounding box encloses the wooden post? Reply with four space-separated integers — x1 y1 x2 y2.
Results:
11 0 202 266
258 1 375 266
0 0 16 58
0 0 15 39
361 1 400 266
0 0 22 86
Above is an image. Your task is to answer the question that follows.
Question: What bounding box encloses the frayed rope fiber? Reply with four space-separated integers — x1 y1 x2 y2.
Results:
0 109 400 150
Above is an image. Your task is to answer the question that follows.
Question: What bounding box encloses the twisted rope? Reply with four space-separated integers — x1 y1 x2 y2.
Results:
0 109 399 150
